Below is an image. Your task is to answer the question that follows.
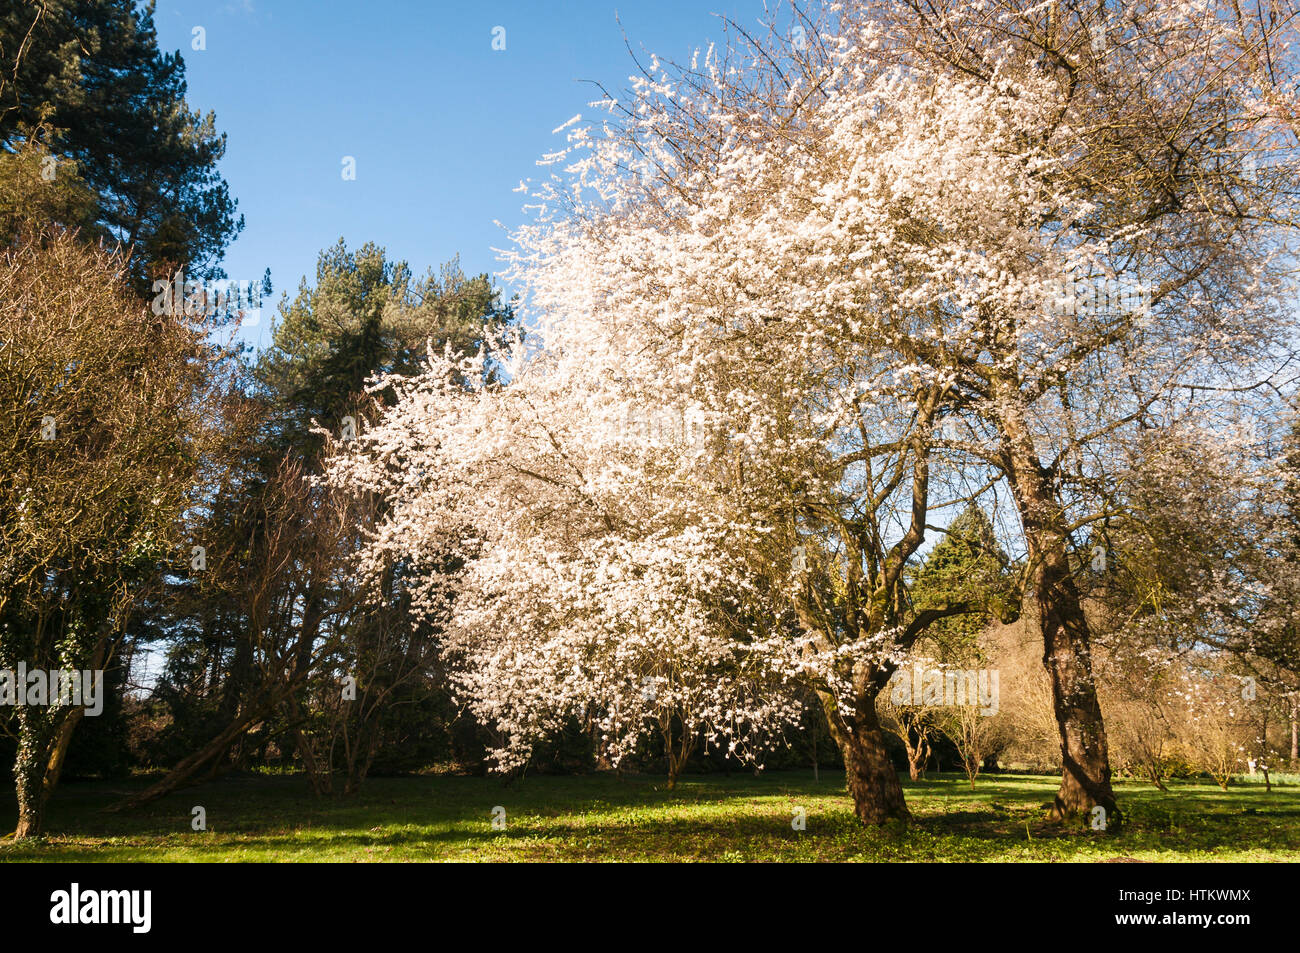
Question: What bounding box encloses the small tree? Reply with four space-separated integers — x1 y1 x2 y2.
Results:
1102 650 1177 791
1169 671 1250 791
878 694 936 781
941 697 1007 791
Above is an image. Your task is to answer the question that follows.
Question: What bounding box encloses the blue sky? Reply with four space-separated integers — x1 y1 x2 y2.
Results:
153 0 768 351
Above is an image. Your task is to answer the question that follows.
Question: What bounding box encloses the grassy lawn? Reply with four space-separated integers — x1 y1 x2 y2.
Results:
1 770 1297 862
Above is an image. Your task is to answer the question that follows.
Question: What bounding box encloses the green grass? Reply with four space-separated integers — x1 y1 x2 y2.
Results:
2 771 1297 862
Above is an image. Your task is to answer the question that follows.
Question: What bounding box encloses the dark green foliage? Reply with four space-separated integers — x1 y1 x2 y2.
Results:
910 504 1013 656
62 659 130 779
120 240 514 795
255 239 513 459
0 0 242 283
523 717 598 776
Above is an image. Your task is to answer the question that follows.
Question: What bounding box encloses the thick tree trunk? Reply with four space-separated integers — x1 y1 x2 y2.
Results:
11 637 112 839
36 643 107 824
845 716 910 824
997 388 1119 825
13 713 78 838
12 708 55 839
819 690 909 824
14 768 46 838
1034 545 1119 822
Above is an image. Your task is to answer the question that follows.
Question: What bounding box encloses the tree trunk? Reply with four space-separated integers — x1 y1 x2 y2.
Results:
1036 547 1118 822
1290 699 1298 765
38 640 108 813
344 719 380 796
907 750 924 782
283 692 332 796
845 717 909 824
997 388 1119 825
41 705 87 799
820 690 909 825
12 638 109 839
903 730 929 781
12 707 55 839
104 683 294 813
660 713 695 790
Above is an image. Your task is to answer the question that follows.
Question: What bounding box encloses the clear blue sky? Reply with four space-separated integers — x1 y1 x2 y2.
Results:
153 0 768 351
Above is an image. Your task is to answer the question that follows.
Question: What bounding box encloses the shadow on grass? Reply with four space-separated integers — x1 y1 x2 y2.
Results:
2 771 1297 861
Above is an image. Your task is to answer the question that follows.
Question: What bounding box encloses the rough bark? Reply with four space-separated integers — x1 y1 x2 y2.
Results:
998 387 1119 825
819 689 909 824
1034 541 1119 822
906 740 928 781
12 707 55 838
12 641 109 839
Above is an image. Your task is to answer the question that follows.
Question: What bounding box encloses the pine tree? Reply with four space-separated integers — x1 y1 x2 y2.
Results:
0 1 242 284
910 504 1013 656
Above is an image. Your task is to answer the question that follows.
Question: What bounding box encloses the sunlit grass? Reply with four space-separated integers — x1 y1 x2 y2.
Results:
2 771 1297 862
